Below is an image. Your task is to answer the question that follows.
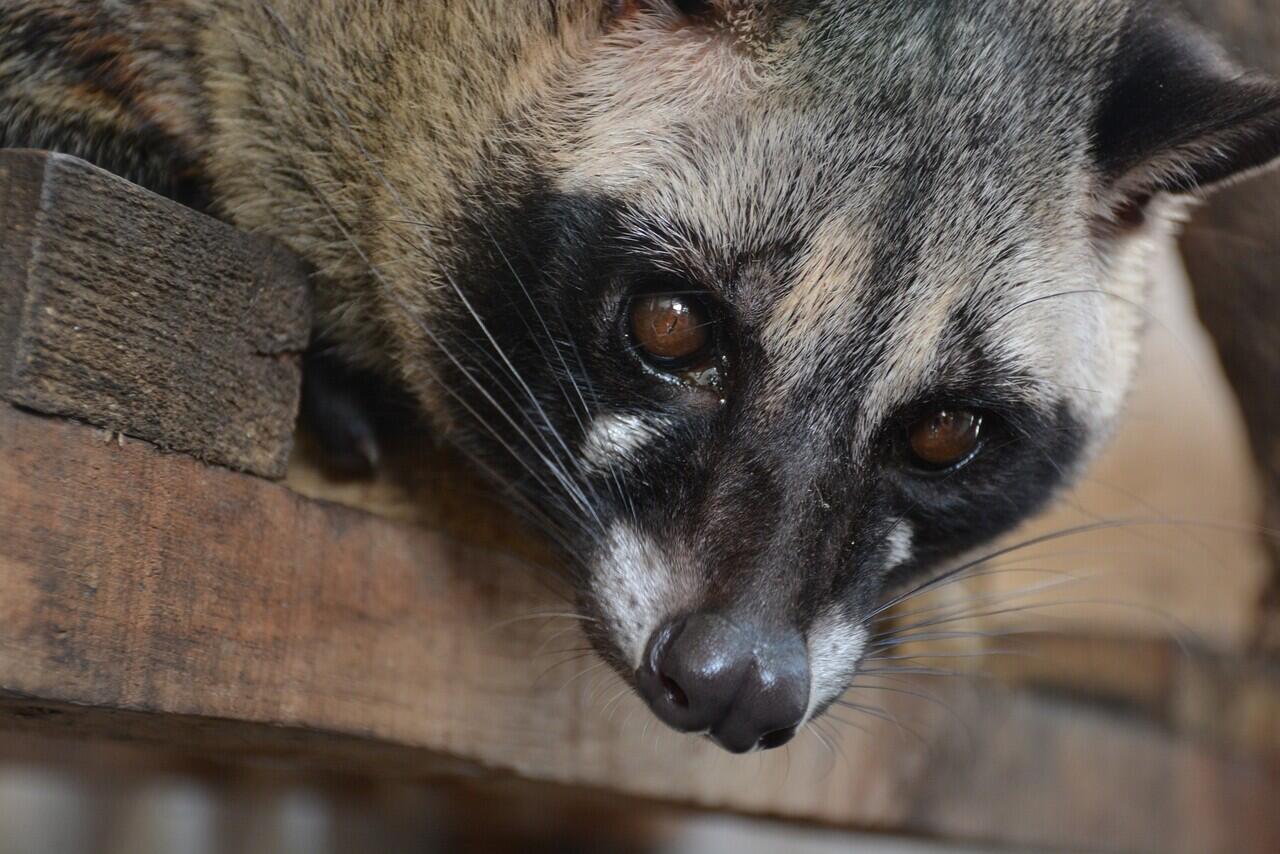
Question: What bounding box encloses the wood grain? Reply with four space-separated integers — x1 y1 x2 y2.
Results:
1 402 1277 854
0 149 310 478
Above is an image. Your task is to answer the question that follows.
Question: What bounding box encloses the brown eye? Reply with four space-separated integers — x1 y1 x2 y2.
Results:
907 409 983 470
630 293 712 369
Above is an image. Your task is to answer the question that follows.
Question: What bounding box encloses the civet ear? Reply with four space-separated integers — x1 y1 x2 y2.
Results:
1093 2 1280 201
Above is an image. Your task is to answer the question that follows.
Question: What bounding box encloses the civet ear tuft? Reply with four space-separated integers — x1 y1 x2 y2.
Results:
1093 2 1280 198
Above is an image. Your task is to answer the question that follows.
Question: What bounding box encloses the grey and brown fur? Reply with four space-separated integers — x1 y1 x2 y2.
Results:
4 0 1280 748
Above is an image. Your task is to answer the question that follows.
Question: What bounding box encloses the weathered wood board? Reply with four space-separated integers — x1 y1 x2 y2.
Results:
1 402 1277 854
0 149 310 478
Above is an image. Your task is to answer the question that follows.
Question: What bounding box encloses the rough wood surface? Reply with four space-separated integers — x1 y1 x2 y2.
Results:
0 149 310 478
980 633 1280 757
1175 0 1280 650
1 403 1277 854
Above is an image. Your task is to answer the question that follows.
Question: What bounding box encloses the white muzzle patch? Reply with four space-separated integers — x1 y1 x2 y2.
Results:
804 607 870 723
590 522 692 669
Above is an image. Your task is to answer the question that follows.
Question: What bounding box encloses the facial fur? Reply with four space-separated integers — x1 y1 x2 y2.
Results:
4 0 1279 749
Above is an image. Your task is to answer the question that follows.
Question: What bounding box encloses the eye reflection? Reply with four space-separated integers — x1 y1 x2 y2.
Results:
907 409 983 470
629 293 713 370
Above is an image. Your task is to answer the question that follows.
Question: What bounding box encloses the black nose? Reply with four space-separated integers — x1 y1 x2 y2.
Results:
636 613 810 753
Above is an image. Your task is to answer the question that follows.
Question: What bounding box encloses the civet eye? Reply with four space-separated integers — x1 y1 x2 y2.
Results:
629 292 713 370
907 409 983 470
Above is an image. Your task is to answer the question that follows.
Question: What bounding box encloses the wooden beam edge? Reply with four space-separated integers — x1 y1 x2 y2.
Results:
2 403 1278 853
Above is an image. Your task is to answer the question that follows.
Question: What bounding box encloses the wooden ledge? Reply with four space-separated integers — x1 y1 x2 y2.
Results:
2 402 1278 854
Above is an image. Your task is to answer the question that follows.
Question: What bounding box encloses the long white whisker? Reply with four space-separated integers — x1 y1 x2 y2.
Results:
252 3 608 537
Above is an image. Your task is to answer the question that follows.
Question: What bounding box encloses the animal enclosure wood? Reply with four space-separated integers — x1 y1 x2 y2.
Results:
1 403 1278 854
0 150 310 478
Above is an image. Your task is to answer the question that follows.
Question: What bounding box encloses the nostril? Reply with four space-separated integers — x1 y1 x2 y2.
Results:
638 618 697 723
638 613 805 747
757 725 798 751
660 673 689 709
645 619 680 674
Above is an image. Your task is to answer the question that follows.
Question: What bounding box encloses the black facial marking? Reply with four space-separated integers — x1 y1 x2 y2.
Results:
883 398 1085 589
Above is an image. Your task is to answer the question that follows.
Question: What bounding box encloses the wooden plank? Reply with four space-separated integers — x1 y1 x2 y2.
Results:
0 150 310 478
977 633 1280 756
1 403 1277 854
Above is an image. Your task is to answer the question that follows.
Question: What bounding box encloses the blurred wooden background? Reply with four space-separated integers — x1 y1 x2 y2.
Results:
4 0 1280 843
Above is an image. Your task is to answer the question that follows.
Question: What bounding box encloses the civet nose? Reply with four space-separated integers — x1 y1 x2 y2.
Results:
636 613 810 753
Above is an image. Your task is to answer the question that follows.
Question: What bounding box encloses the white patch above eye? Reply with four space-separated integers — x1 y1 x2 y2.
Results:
804 607 868 723
581 412 666 473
